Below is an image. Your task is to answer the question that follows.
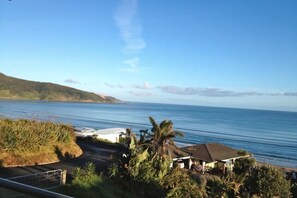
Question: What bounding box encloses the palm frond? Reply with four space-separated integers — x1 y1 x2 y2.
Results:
173 130 184 137
149 116 159 131
160 120 173 130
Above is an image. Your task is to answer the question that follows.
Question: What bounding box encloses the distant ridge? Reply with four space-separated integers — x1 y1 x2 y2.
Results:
0 73 120 103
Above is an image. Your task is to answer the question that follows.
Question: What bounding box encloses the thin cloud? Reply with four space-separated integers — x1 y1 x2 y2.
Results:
284 92 297 96
119 57 140 72
105 83 116 88
157 85 296 97
114 0 146 53
133 81 151 89
64 79 80 84
128 91 153 97
105 83 124 88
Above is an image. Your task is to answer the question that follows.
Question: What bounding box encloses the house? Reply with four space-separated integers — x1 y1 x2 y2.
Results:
74 127 126 143
96 128 126 143
74 127 97 137
171 143 250 174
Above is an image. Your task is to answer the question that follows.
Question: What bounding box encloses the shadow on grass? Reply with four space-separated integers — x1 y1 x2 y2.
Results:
54 146 75 162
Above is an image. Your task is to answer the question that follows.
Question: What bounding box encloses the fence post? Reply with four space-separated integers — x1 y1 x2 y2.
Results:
61 170 67 185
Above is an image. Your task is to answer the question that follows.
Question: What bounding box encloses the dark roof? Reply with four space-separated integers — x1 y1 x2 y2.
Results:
170 149 191 159
180 143 240 162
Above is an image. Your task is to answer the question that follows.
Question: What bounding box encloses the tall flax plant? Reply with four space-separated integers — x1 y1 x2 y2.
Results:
0 119 75 153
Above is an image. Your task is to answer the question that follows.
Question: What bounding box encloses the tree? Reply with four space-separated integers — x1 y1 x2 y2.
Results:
233 157 256 176
142 116 184 158
109 117 204 198
245 166 292 198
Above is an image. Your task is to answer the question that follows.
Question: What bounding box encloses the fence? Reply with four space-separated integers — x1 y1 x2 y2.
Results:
0 178 73 198
0 169 70 198
8 169 66 190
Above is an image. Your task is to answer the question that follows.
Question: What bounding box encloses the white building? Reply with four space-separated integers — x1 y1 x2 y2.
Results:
95 128 126 143
74 127 127 143
74 127 97 137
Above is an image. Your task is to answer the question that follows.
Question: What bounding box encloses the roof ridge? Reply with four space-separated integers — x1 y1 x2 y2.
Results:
205 143 215 161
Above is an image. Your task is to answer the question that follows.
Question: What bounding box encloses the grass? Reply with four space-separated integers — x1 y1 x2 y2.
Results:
59 162 133 198
0 119 82 167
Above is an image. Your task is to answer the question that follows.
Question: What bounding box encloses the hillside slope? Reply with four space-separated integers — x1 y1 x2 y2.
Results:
0 73 119 103
0 119 82 167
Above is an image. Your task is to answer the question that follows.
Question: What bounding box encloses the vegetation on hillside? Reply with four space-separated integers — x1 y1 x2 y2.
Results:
0 119 82 167
63 117 294 198
0 73 119 102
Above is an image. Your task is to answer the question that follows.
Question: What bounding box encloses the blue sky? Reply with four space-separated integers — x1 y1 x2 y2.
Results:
1 0 297 111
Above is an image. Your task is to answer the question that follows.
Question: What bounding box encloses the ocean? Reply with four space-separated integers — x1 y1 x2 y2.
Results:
0 100 296 168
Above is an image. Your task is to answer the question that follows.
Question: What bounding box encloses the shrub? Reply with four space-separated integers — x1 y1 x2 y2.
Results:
245 166 292 198
291 183 297 198
72 162 103 188
233 157 256 175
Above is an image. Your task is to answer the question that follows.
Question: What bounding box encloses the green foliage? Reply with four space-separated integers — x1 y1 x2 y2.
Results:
245 166 292 198
237 149 249 156
66 116 294 198
161 168 202 198
72 162 102 188
0 73 119 102
206 176 230 198
63 162 131 198
108 117 202 198
108 162 120 178
233 157 256 175
0 119 75 152
128 148 150 178
141 116 184 158
291 183 297 198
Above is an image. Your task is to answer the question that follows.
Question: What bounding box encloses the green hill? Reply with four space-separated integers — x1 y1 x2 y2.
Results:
0 73 120 103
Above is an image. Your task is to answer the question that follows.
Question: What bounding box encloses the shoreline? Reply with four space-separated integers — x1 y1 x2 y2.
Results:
256 161 297 172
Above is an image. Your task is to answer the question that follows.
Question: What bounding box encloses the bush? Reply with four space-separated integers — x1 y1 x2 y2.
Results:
237 149 249 156
233 157 256 175
161 168 203 198
245 166 292 198
292 183 297 198
72 162 102 188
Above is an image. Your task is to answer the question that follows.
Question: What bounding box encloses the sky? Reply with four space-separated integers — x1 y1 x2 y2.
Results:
0 0 297 111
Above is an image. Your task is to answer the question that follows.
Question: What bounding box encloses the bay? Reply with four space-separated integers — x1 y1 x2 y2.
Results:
1 100 296 168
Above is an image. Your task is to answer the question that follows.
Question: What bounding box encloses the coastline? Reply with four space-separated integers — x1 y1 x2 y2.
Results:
256 161 297 172
1 100 296 170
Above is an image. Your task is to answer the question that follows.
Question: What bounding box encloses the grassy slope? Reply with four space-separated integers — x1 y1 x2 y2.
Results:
0 73 119 103
0 119 82 167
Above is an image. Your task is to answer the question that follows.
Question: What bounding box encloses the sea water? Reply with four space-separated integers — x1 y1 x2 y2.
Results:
0 100 296 168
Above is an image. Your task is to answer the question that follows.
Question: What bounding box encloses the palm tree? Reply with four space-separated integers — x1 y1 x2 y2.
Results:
145 116 184 158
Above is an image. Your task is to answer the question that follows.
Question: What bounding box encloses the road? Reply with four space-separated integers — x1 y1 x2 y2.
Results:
0 141 124 179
